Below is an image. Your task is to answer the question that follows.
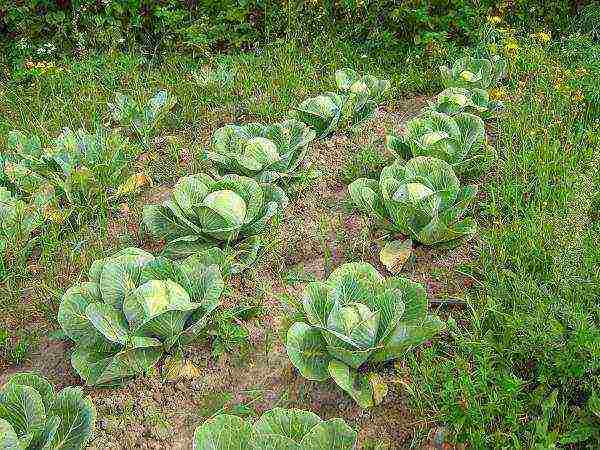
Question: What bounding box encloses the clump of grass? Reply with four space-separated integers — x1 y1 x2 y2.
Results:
340 141 392 184
0 328 38 366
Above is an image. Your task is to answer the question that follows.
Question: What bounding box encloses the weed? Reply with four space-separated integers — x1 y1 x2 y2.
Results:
340 141 391 184
0 328 38 366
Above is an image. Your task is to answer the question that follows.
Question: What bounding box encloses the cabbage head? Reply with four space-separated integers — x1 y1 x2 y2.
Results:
293 68 389 138
0 372 95 449
423 87 503 119
207 120 316 182
349 157 477 245
386 111 486 174
440 55 506 90
285 262 444 408
143 173 288 258
193 407 357 450
58 247 223 386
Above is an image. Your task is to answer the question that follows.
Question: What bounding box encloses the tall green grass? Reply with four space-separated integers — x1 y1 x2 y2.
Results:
407 33 600 448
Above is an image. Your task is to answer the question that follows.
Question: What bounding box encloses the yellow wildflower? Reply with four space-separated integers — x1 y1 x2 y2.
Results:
488 16 502 25
490 87 507 100
533 32 551 44
572 90 584 102
505 40 519 58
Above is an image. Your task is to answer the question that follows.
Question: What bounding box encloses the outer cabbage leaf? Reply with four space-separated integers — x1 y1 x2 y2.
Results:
253 408 322 442
3 373 54 413
44 387 96 450
0 384 46 443
300 418 358 450
193 414 253 450
70 340 162 386
0 419 24 450
327 360 375 408
286 323 332 381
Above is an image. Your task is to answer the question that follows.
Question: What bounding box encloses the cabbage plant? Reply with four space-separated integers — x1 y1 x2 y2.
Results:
440 55 506 89
4 128 147 222
207 120 316 182
293 68 389 138
0 187 45 244
423 87 503 119
108 90 176 147
386 111 486 173
349 157 477 245
58 247 223 386
285 262 444 408
0 372 95 449
143 173 288 259
0 187 49 272
193 407 357 449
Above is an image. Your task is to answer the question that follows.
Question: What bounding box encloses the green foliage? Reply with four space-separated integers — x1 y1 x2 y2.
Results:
349 157 477 245
207 119 316 183
423 87 503 119
386 111 487 173
142 173 288 259
0 372 96 450
406 34 600 448
0 187 47 272
57 247 224 386
209 306 262 358
193 407 357 449
573 2 600 41
0 330 37 366
340 143 392 184
0 1 584 64
292 68 389 138
1 1 284 60
108 90 177 148
3 127 147 223
284 262 444 407
440 55 507 90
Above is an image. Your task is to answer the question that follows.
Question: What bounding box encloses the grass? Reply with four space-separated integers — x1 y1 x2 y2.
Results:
405 33 600 448
1 37 448 137
1 26 599 449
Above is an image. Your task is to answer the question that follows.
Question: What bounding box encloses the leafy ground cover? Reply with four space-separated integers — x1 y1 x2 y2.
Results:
1 22 599 450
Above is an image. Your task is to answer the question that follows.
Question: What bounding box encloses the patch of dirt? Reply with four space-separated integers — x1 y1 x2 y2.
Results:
0 337 78 387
